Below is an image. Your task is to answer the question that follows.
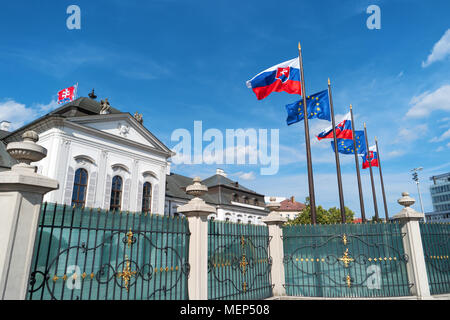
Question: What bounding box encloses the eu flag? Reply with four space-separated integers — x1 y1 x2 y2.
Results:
285 89 331 125
331 130 367 155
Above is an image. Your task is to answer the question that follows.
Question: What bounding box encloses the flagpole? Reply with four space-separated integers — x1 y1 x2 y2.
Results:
328 78 346 223
375 136 389 221
364 123 379 220
298 42 317 224
349 105 366 222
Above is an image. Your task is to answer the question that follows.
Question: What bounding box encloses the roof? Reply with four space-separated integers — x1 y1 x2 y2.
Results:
49 97 122 117
1 96 173 157
0 130 10 140
201 174 263 195
166 173 220 204
279 198 306 212
0 141 17 169
166 172 267 211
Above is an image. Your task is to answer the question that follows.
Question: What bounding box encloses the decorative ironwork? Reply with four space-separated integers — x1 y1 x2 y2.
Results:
338 248 354 268
208 220 272 300
419 222 450 295
342 234 348 245
283 223 413 298
117 256 138 292
26 203 190 300
124 228 136 248
346 275 352 288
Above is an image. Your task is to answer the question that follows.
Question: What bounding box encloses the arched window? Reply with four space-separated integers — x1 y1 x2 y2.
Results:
71 168 88 208
142 182 152 213
110 176 123 211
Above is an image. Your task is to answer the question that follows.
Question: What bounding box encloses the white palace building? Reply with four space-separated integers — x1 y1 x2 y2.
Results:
0 94 270 223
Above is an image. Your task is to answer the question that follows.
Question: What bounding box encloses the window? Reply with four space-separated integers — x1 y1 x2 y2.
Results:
71 168 88 208
142 182 152 213
110 175 123 211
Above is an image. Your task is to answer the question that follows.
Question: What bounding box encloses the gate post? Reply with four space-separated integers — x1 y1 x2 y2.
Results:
0 131 58 300
392 192 431 299
262 198 287 297
177 177 215 300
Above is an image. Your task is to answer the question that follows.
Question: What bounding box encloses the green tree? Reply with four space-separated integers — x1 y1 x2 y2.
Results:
285 197 356 226
327 206 355 224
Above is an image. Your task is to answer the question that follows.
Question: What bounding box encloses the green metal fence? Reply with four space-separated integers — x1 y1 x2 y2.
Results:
207 220 273 300
419 222 450 295
283 222 413 298
27 203 190 300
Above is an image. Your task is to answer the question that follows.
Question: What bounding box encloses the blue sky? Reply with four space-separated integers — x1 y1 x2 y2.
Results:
1 0 450 219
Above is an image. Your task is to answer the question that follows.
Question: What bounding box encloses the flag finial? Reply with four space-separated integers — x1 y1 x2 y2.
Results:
350 104 353 110
375 136 378 142
328 78 331 85
364 122 366 128
298 42 301 50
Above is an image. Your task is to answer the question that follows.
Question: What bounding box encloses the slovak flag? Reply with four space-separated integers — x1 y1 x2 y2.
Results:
57 84 78 105
246 57 301 100
362 145 379 169
316 112 353 140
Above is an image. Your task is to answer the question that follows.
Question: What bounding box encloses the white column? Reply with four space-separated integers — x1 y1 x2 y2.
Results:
262 198 287 297
0 131 58 300
177 177 215 300
392 192 431 299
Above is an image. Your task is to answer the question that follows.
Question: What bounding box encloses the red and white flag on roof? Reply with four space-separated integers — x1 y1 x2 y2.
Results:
57 84 78 105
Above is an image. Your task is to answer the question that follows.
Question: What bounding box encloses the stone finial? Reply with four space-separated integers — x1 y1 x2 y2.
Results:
398 192 415 208
262 197 286 226
186 177 208 198
266 197 281 211
393 192 423 221
6 130 47 172
177 177 215 216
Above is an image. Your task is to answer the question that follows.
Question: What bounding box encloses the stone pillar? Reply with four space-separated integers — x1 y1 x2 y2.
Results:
177 177 215 300
392 192 431 299
0 131 59 300
262 198 287 297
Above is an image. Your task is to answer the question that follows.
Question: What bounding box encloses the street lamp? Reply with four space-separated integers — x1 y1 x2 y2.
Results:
411 167 425 214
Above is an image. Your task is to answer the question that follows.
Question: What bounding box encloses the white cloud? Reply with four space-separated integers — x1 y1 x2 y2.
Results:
234 171 256 181
395 124 428 143
406 84 450 118
386 150 405 158
35 99 59 113
0 100 39 130
429 128 450 142
422 29 450 68
0 98 59 131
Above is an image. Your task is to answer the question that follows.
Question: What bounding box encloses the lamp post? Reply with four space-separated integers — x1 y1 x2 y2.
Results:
411 167 425 215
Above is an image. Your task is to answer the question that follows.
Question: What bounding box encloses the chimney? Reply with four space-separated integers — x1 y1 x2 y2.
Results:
290 196 295 203
216 168 227 177
0 121 11 132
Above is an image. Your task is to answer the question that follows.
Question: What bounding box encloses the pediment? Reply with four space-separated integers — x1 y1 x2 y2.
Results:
67 114 171 155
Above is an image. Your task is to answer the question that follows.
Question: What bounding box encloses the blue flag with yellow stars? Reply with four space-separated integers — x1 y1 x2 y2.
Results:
331 130 367 155
285 89 331 125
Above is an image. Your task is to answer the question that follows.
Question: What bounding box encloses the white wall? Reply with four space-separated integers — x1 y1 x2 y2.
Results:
35 120 168 214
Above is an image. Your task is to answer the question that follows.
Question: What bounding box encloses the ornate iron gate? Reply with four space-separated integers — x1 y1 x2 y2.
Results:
207 220 273 300
419 222 450 295
283 222 413 298
27 203 190 300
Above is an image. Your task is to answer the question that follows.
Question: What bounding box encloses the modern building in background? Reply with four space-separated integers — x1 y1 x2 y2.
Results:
426 172 450 222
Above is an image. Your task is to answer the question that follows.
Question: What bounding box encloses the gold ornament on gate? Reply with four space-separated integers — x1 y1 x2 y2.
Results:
339 248 354 268
117 256 137 292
